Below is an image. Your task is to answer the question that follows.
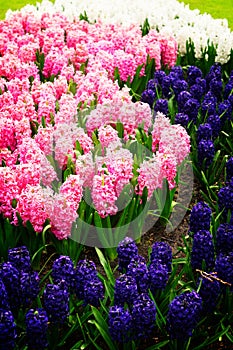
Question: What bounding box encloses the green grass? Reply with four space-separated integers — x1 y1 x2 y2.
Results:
179 0 233 30
0 0 232 30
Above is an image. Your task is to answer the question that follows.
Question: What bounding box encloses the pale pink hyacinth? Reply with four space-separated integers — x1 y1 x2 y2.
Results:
136 155 163 199
75 152 95 188
59 174 83 212
45 191 78 240
104 146 134 197
159 124 190 165
14 184 49 232
92 169 118 218
98 125 120 150
37 91 57 124
34 125 54 156
156 152 177 189
86 100 152 139
55 93 77 125
151 112 172 152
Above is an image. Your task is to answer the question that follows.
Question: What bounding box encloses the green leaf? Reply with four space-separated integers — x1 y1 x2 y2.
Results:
90 306 117 350
95 247 115 286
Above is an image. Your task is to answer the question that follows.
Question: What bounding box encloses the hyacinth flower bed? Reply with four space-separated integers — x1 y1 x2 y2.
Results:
0 0 233 349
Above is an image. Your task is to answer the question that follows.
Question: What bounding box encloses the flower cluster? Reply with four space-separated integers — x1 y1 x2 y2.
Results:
166 291 202 340
108 237 174 342
14 0 233 65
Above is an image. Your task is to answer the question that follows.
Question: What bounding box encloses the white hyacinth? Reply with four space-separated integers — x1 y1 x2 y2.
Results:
5 0 233 64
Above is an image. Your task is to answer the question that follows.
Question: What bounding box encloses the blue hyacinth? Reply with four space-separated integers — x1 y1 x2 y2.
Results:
197 123 213 143
74 259 98 299
8 246 31 272
197 273 220 314
197 139 215 168
189 201 212 234
215 252 233 290
216 223 233 254
0 262 21 311
141 89 156 108
114 274 138 306
166 291 202 340
148 262 169 292
117 237 138 272
0 309 17 350
26 308 48 350
191 230 215 271
126 255 149 293
187 65 203 86
131 293 156 339
150 241 172 272
52 255 75 291
43 281 69 323
174 112 189 127
0 278 9 310
226 156 233 182
154 98 169 115
207 114 221 138
83 277 104 307
108 305 132 343
20 271 40 307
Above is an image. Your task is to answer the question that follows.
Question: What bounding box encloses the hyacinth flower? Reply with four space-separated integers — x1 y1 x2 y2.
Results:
116 237 138 272
191 230 215 271
218 99 232 124
83 277 104 307
148 261 169 293
197 139 215 168
196 123 213 143
108 305 132 343
141 89 156 108
215 252 233 290
189 201 212 234
218 179 233 219
20 271 40 307
0 309 17 350
25 308 48 350
114 274 138 306
0 279 9 310
126 255 149 293
74 259 98 300
43 281 69 323
201 91 217 117
207 114 221 139
226 156 233 183
52 255 75 291
174 112 189 128
0 262 21 312
153 98 169 115
166 291 202 341
216 223 233 254
187 65 203 86
131 293 156 340
8 246 31 272
197 273 221 314
150 241 172 272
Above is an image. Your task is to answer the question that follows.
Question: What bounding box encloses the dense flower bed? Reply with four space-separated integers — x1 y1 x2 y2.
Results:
8 0 233 64
0 1 233 349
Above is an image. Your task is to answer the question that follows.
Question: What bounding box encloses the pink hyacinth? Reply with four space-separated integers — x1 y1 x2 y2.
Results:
136 155 163 199
34 125 54 156
159 124 190 165
59 174 83 212
45 191 78 240
151 112 171 152
156 152 177 189
75 152 95 188
92 169 118 218
14 184 49 233
0 167 19 219
98 125 120 151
